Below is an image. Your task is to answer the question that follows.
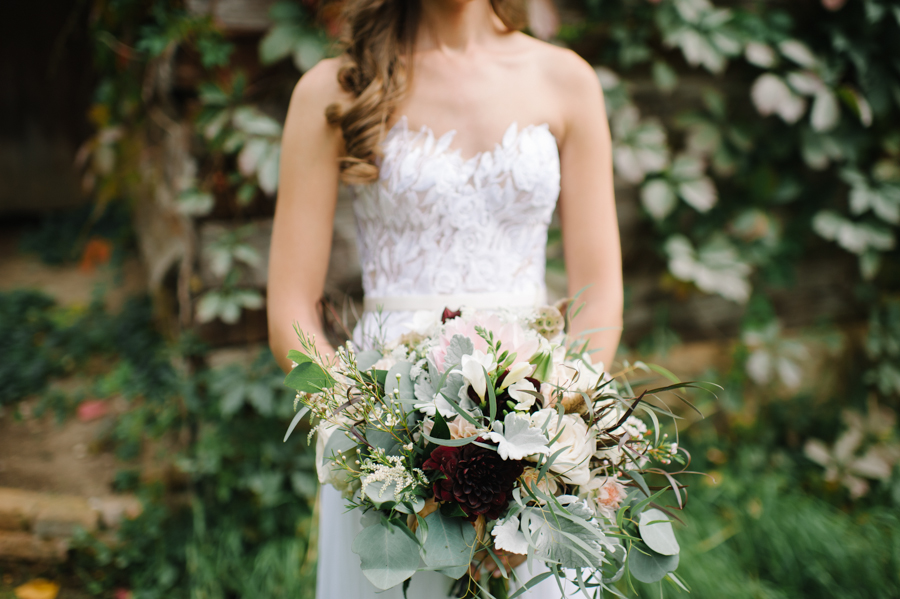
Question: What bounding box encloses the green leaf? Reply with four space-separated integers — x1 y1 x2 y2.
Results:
293 36 325 71
287 350 312 364
352 519 420 590
284 361 334 393
439 502 468 519
484 366 497 423
246 381 274 415
638 508 680 556
623 470 651 497
283 406 309 442
508 572 554 598
628 545 679 583
220 383 246 416
416 510 476 579
259 24 299 64
652 60 678 94
421 433 478 447
430 410 452 441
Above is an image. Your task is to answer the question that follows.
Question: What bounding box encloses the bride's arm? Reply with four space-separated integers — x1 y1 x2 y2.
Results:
554 54 624 370
267 59 345 373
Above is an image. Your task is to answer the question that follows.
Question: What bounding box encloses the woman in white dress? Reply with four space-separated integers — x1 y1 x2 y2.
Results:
267 0 623 595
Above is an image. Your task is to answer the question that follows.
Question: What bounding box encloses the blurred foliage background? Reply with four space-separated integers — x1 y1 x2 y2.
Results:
1 0 899 597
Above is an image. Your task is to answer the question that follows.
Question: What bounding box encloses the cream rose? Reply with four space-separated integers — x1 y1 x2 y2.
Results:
541 352 609 410
529 409 595 486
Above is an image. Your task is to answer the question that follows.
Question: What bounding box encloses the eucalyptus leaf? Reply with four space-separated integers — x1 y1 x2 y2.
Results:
385 362 415 400
394 496 426 515
416 510 476 579
367 426 402 456
363 480 398 506
323 428 356 465
357 350 383 371
638 508 680 556
352 519 420 590
628 545 679 583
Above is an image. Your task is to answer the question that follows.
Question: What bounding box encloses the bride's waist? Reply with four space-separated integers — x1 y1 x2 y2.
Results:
362 289 547 313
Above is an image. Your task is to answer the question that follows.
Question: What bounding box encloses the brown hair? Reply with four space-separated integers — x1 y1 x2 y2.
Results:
325 0 526 184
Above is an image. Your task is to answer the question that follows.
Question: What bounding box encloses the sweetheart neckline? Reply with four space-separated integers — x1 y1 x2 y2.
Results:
382 115 560 165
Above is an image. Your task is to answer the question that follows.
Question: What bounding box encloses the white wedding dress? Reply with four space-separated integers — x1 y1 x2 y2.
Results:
316 116 576 599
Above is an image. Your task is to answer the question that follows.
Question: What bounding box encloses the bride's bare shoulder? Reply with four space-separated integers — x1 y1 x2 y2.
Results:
516 35 600 97
287 57 352 116
510 34 605 134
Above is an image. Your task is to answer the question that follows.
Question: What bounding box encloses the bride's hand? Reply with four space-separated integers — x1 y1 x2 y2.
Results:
469 548 527 580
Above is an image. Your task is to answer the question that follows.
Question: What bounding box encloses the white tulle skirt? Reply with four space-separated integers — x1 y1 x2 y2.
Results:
315 309 577 599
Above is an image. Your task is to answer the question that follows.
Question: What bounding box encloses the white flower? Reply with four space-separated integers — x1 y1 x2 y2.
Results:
500 361 533 389
542 354 610 407
530 409 595 486
491 514 528 555
622 415 648 438
415 391 468 419
459 350 496 399
508 378 538 411
487 412 550 461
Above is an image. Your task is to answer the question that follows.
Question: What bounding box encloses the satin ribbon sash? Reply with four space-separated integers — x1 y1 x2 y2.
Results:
362 290 546 313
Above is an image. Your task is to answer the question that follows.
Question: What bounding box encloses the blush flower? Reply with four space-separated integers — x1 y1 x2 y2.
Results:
430 313 541 372
580 474 626 521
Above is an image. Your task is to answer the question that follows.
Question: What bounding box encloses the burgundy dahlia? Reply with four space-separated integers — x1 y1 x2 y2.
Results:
441 307 462 323
422 439 525 520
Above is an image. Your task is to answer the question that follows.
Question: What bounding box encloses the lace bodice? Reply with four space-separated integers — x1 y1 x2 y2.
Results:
348 116 561 300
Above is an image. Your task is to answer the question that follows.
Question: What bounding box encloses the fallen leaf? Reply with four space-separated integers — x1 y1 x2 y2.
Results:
77 399 109 422
79 237 112 272
14 578 60 599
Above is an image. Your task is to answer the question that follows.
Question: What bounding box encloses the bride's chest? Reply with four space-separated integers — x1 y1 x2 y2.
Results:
350 117 562 231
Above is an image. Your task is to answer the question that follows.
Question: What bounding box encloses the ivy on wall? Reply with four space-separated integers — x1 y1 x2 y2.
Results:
78 0 900 498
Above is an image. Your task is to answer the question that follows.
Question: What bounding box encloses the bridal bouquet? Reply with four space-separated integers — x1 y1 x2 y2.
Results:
283 303 704 598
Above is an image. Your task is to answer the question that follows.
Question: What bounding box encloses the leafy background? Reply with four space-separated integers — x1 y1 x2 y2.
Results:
1 0 899 597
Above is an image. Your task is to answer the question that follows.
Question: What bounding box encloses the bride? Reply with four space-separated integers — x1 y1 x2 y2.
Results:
267 0 623 595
